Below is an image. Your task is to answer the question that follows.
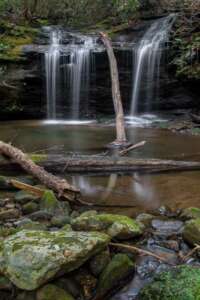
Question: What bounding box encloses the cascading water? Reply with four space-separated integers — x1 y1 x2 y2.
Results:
67 37 95 120
130 15 175 116
45 30 61 119
45 30 96 121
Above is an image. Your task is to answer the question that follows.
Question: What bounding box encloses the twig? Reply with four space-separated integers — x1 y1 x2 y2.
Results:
181 244 200 262
119 141 146 156
109 242 174 265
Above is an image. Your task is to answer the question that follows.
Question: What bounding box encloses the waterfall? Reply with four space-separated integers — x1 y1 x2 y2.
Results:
130 15 175 116
45 29 96 121
68 37 94 120
45 30 61 119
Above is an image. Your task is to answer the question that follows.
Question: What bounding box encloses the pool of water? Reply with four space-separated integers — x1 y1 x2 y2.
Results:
1 120 200 215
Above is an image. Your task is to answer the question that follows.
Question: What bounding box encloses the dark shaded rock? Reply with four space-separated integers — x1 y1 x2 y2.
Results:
14 191 39 205
22 202 39 215
95 254 134 299
36 284 74 300
89 249 111 276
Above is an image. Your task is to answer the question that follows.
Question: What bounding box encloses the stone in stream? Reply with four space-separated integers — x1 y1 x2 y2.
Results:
136 213 155 228
139 265 200 300
181 207 200 220
37 284 75 300
95 254 134 299
183 218 200 245
0 229 110 290
151 219 184 236
71 213 144 240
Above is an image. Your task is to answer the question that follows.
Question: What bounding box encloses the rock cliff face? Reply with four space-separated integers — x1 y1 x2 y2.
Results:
0 20 198 121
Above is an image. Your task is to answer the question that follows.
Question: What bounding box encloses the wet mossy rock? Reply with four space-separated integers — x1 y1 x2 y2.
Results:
40 190 61 214
181 207 200 220
37 284 75 300
183 218 200 245
1 229 110 290
95 254 134 299
139 265 200 300
71 213 143 240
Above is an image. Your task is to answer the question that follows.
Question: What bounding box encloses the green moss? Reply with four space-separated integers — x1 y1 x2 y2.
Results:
30 154 48 163
181 207 200 220
37 284 75 300
183 218 200 245
139 266 200 300
96 254 134 298
40 190 60 214
72 213 144 239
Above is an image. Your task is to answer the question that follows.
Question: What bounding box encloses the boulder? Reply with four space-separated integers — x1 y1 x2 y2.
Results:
37 284 74 300
1 229 110 290
183 218 200 245
71 213 143 240
95 254 134 299
139 265 200 300
181 207 200 220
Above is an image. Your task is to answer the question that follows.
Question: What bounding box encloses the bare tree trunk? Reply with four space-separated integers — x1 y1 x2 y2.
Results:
100 32 128 147
0 141 80 202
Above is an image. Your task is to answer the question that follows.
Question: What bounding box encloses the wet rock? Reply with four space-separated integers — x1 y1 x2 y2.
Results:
70 211 80 219
0 276 13 291
22 202 39 215
181 207 200 220
136 213 154 227
55 277 81 299
36 284 75 300
28 211 53 221
152 219 183 236
95 254 134 299
1 229 110 290
89 249 111 276
183 218 200 245
139 265 200 300
72 213 143 240
17 220 47 231
40 190 61 214
51 215 71 228
15 191 39 205
73 268 97 299
0 209 20 221
16 291 36 300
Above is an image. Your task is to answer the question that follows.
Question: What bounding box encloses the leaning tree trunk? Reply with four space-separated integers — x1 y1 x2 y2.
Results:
100 32 128 147
0 141 80 202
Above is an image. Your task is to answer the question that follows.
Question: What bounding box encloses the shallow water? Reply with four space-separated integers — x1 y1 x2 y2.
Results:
1 120 200 215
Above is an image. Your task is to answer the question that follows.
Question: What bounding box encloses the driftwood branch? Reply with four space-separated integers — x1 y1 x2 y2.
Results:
109 242 175 265
119 141 146 156
0 141 80 202
100 32 127 146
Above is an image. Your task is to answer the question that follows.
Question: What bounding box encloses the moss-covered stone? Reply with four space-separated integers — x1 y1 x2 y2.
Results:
139 265 200 300
89 249 111 276
37 284 74 300
183 218 200 245
96 254 134 298
136 213 155 228
40 190 61 214
71 213 143 240
22 202 39 215
1 229 110 290
14 191 39 205
181 207 200 220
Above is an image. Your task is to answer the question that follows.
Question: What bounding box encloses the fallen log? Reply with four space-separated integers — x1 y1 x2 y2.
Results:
1 153 200 174
0 141 80 202
119 141 146 156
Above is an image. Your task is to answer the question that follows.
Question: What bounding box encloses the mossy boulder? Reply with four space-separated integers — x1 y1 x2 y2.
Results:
181 207 200 220
139 265 200 300
183 218 200 245
71 213 143 240
96 254 134 298
14 191 39 205
1 229 110 290
40 190 60 214
37 284 74 300
89 249 111 276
